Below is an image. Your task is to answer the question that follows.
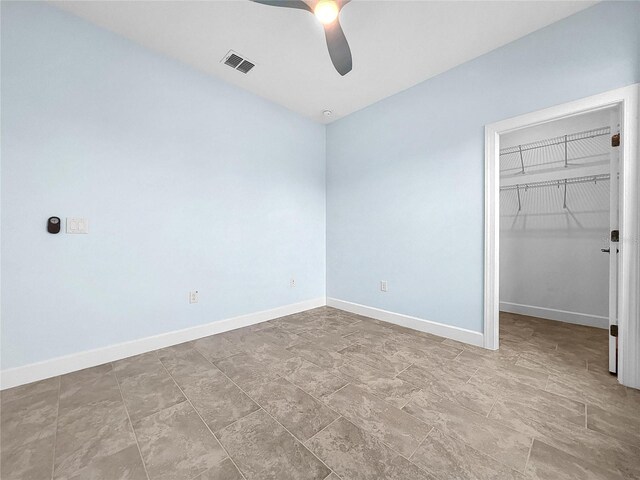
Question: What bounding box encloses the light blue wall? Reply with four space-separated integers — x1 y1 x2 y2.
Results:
1 2 326 369
326 2 640 332
3 2 639 370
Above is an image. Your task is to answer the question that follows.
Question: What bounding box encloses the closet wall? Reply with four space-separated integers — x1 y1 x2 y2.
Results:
499 110 614 328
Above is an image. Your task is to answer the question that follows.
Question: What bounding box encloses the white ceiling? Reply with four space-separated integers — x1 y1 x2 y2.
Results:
52 1 597 123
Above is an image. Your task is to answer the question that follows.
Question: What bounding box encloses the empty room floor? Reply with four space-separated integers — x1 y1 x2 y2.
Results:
2 307 639 480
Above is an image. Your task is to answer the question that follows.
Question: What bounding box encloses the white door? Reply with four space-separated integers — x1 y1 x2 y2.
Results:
608 112 620 374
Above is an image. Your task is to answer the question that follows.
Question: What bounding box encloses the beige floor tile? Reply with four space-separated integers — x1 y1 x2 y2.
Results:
1 383 59 455
545 371 635 415
275 356 349 399
516 349 588 376
213 352 281 391
158 344 260 432
1 376 59 404
252 326 306 348
410 428 525 480
489 399 640 479
180 369 259 433
157 343 212 377
455 349 520 370
326 383 431 457
442 338 499 355
134 401 227 480
58 364 119 405
1 433 56 480
306 416 430 480
217 409 330 480
470 369 584 422
63 444 147 480
470 362 549 390
196 458 245 480
403 390 532 472
194 333 244 362
322 474 341 480
587 404 640 447
335 358 421 407
337 344 411 376
303 317 361 336
526 440 625 480
297 328 355 351
54 366 140 480
54 398 138 479
348 330 462 364
248 377 339 442
287 341 353 372
114 353 186 422
399 363 496 415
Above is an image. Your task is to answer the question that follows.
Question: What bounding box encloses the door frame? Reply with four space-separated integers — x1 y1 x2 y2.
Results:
483 84 640 389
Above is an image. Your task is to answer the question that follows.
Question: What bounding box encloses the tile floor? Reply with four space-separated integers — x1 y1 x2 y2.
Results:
2 307 639 480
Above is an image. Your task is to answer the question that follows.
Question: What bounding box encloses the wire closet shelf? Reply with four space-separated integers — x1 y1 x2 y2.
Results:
500 125 614 211
500 174 611 212
499 126 611 176
500 173 611 192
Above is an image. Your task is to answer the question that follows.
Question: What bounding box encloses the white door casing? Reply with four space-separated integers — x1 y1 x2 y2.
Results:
484 84 640 389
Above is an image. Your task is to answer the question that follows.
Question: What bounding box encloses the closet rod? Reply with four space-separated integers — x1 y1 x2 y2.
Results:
499 173 610 192
499 127 610 156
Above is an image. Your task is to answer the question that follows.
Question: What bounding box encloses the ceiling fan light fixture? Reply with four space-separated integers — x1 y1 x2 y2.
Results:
250 0 352 75
314 0 339 24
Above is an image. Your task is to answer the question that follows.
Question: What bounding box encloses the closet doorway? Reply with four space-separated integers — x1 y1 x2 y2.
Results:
499 108 618 372
484 84 640 389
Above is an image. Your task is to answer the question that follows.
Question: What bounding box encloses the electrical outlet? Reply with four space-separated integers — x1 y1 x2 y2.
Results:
380 280 388 292
290 278 296 288
189 291 199 304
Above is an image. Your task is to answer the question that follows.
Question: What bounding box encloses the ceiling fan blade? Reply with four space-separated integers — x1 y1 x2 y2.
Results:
323 18 352 76
249 0 312 13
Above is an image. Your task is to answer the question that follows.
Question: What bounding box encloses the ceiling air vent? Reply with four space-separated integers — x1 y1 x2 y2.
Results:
224 53 243 68
221 50 255 74
236 60 255 74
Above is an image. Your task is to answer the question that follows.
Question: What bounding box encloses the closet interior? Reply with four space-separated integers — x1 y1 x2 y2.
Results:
499 108 619 372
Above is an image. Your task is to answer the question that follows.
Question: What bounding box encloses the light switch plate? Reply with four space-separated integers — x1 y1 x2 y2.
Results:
66 217 89 234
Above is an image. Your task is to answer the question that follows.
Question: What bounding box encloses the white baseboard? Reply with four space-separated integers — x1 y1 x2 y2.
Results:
327 298 484 347
499 302 608 329
0 297 326 390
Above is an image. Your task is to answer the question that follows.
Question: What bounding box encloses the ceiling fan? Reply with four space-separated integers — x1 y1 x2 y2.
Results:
249 0 353 76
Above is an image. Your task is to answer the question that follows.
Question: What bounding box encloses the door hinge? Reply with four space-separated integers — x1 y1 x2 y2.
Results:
611 230 619 242
611 133 620 147
610 325 618 337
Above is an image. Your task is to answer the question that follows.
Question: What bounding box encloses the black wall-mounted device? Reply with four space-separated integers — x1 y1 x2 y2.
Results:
47 216 61 234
